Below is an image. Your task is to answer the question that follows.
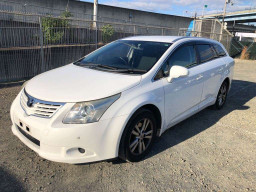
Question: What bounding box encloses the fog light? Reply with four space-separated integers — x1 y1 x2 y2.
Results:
78 148 85 153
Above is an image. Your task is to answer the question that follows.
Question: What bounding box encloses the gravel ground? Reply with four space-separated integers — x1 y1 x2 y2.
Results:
0 59 256 192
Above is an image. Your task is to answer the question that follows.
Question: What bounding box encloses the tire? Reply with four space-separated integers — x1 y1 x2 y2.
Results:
214 81 228 110
119 109 157 162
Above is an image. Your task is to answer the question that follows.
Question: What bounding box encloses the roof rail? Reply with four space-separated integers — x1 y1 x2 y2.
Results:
172 36 192 42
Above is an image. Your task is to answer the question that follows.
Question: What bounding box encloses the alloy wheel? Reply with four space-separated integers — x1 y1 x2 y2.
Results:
218 83 227 106
129 118 153 155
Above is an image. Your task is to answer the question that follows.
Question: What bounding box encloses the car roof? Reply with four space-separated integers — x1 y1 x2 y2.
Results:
121 36 219 44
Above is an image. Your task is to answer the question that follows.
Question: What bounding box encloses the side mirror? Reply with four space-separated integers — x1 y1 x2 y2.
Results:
167 65 189 83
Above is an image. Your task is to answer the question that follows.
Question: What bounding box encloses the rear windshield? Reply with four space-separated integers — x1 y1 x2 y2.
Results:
75 40 172 74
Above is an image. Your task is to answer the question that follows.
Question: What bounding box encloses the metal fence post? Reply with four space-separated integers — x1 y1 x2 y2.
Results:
38 16 45 73
1 10 201 83
95 21 98 49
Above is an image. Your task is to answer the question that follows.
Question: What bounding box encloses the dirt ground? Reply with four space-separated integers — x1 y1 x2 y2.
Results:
0 59 255 192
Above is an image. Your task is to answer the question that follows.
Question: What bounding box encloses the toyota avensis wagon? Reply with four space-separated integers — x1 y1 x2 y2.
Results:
10 36 234 164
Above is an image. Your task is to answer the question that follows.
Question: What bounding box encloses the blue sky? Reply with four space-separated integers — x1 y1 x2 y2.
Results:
81 0 256 17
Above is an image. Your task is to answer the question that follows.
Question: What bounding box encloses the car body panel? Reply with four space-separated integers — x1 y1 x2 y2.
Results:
10 36 235 164
25 64 141 102
162 64 205 130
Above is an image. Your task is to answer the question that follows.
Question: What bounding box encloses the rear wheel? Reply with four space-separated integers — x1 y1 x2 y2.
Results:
214 81 228 109
119 109 157 162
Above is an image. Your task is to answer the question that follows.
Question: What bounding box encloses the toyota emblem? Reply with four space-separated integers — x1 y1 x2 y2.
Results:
27 98 34 107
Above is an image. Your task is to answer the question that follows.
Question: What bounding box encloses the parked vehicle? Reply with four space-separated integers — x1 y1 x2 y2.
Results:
10 36 234 164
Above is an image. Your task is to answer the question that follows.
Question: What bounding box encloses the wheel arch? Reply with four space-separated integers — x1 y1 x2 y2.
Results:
138 104 162 136
223 77 231 91
118 103 163 160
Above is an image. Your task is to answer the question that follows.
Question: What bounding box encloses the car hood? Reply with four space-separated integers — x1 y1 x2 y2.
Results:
25 64 141 102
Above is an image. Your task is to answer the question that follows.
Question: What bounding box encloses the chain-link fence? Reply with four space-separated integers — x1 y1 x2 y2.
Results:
179 30 232 51
179 19 233 53
0 10 182 83
0 11 235 83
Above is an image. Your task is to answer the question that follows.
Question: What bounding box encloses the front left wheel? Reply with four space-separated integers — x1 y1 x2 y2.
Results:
119 109 157 162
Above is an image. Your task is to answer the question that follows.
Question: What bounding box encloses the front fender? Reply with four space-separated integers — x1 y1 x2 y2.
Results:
101 81 165 156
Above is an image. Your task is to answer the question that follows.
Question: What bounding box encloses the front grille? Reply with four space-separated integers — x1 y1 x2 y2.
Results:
17 125 40 146
20 89 65 118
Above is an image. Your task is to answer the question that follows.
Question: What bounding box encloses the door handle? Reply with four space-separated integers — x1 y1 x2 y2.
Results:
196 74 203 80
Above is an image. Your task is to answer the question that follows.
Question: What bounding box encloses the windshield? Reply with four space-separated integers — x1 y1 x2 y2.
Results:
74 40 172 74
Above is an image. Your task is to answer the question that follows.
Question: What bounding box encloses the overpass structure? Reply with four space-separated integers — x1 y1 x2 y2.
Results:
203 9 256 23
202 9 256 33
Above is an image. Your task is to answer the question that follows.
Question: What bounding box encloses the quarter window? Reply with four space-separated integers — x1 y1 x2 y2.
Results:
213 44 227 57
197 44 215 63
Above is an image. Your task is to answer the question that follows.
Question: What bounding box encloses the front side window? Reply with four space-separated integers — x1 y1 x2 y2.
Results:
75 40 172 74
155 45 197 79
167 45 197 68
197 44 215 63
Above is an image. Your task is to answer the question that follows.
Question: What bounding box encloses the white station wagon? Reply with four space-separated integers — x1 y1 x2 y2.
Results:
10 36 234 164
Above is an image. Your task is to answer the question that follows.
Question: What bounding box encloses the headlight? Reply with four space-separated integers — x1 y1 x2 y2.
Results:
63 93 121 124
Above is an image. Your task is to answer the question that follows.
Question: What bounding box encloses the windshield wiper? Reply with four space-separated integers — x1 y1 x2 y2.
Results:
75 62 117 70
75 62 146 74
113 68 147 74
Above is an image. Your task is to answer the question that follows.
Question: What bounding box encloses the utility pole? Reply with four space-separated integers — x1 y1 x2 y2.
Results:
23 3 27 22
66 0 69 11
93 0 98 49
222 0 230 28
93 0 98 29
220 0 230 41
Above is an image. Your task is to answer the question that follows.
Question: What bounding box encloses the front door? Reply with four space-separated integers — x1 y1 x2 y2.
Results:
161 44 204 130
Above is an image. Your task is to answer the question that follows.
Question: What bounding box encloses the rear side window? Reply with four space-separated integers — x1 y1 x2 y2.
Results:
213 44 227 57
168 45 197 68
197 44 215 63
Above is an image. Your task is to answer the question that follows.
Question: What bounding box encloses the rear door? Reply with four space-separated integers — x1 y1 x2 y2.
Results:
196 43 226 109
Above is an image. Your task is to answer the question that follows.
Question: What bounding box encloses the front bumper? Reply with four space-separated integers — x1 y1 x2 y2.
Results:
10 92 128 164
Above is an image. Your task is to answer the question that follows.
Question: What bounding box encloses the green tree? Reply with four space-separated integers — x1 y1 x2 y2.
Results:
42 11 72 44
102 24 114 43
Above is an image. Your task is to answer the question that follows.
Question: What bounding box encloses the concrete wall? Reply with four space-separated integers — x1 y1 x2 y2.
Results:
0 0 192 29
